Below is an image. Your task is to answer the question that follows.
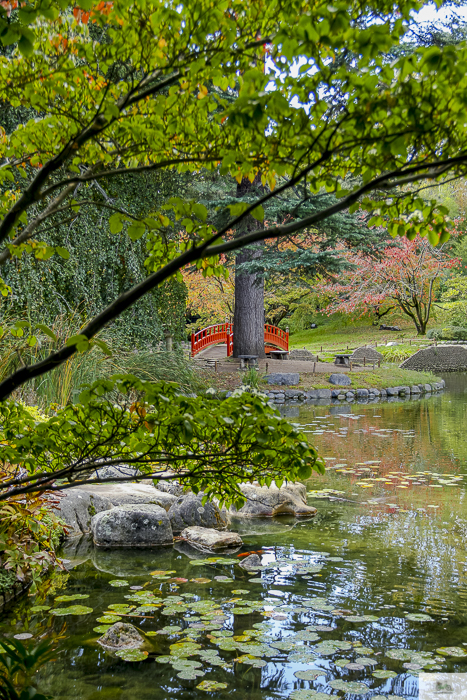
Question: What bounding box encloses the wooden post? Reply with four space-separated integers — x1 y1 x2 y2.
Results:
313 362 316 375
364 357 366 366
266 362 268 373
350 361 352 372
215 361 218 372
320 345 323 352
316 355 319 363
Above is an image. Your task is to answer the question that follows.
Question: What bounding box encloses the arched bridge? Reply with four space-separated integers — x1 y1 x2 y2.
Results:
191 323 289 357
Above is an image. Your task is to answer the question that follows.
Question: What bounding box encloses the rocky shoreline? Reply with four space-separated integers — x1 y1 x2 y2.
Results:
263 379 445 404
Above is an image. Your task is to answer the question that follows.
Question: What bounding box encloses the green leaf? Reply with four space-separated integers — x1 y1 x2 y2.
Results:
251 205 264 222
109 213 123 234
55 246 70 260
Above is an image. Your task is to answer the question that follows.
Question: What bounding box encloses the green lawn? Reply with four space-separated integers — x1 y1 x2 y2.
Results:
259 367 441 391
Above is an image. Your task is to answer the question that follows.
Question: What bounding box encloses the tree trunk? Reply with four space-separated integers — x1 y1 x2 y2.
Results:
233 176 265 358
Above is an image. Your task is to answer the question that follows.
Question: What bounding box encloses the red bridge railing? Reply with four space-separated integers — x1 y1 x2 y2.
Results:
191 323 288 357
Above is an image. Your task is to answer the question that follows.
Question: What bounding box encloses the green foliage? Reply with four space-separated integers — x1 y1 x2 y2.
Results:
0 569 15 594
427 326 467 341
0 376 324 507
0 638 54 700
242 368 260 390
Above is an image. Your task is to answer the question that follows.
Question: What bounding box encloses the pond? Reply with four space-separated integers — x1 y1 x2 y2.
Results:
2 374 467 700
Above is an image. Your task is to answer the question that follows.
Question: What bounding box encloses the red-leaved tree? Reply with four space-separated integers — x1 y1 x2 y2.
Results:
318 235 459 335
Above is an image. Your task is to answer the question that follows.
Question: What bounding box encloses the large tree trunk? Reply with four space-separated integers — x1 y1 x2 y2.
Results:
233 176 265 358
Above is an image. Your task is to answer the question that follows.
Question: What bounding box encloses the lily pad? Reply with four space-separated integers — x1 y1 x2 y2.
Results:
295 631 320 642
386 649 414 661
270 640 297 651
49 605 93 616
334 658 351 667
108 604 136 613
54 594 90 602
372 670 398 678
108 580 129 587
344 615 379 622
294 670 323 680
190 578 211 584
405 613 434 622
329 680 371 693
232 589 249 594
289 692 331 700
345 663 365 670
93 625 112 634
436 647 467 658
196 681 228 691
355 657 377 666
177 669 205 679
30 605 51 613
96 615 122 624
115 649 148 662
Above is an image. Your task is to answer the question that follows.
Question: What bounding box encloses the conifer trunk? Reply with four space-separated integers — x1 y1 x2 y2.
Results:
233 177 265 358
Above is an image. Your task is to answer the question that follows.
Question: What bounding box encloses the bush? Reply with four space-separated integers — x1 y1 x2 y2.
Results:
427 326 467 341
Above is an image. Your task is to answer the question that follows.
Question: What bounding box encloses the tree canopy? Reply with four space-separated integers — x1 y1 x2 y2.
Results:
1 0 467 398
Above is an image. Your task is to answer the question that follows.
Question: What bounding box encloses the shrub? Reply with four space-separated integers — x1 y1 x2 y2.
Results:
427 326 467 341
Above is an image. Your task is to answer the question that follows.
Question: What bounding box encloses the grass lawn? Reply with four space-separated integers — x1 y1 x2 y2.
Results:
289 321 430 355
259 367 441 392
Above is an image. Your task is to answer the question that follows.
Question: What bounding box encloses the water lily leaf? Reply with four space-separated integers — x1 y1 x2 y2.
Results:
177 669 205 679
214 576 234 582
115 649 148 662
155 655 174 664
190 578 211 584
344 615 379 622
108 580 129 587
346 663 365 670
169 642 202 658
334 658 351 667
329 680 371 693
270 640 297 651
211 630 234 637
355 647 374 655
355 657 377 666
232 589 250 594
372 670 398 678
289 692 331 700
386 649 415 661
196 681 228 691
97 615 122 624
288 651 318 663
93 625 112 634
50 605 93 616
108 604 136 613
30 605 51 613
295 631 320 642
55 594 89 602
248 578 263 583
294 670 323 680
405 614 434 622
436 647 467 658
403 662 424 670
172 659 203 670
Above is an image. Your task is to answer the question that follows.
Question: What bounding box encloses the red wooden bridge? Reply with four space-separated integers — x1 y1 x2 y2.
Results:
191 323 289 357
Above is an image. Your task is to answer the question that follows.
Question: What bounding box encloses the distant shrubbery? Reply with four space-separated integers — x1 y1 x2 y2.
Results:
427 327 467 341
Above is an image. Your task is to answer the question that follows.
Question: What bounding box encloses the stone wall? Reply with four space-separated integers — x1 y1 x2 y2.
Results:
400 345 467 372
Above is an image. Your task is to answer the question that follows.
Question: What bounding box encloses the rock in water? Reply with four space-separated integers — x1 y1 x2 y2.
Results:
168 493 229 534
239 554 262 570
264 373 300 386
98 622 144 649
91 504 173 547
55 489 112 537
229 482 317 518
79 483 177 510
180 526 242 551
328 373 352 386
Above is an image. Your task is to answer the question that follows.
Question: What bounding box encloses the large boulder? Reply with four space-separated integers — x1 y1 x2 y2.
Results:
264 373 300 386
350 346 384 363
229 482 317 518
98 622 144 650
168 493 229 534
79 483 177 511
55 489 112 537
239 554 262 570
288 349 317 361
91 504 173 547
180 526 242 551
328 373 351 386
89 465 142 481
154 480 185 497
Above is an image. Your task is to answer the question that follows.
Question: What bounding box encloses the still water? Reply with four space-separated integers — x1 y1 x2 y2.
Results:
3 374 467 699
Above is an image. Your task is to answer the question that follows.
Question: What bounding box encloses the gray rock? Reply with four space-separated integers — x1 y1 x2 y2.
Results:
329 373 352 386
55 489 112 538
386 387 400 396
239 554 262 570
91 504 173 547
168 493 229 534
380 389 387 397
410 385 421 394
264 373 300 386
346 391 355 398
331 389 341 398
400 386 411 395
89 465 142 481
79 483 177 511
180 526 242 551
356 388 369 398
306 390 319 399
285 389 304 398
288 349 317 361
317 389 331 399
350 346 384 363
229 482 317 518
154 480 185 497
424 383 432 392
98 622 144 650
338 394 346 400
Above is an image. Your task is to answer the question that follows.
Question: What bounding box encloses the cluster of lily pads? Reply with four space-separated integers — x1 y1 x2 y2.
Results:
20 549 467 697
